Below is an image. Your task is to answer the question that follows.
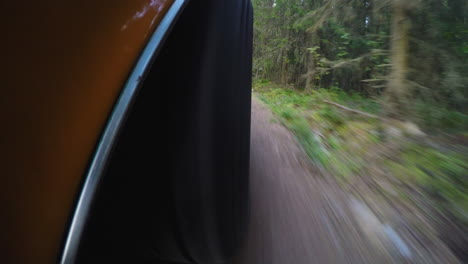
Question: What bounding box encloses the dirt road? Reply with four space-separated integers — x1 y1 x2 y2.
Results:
231 98 458 264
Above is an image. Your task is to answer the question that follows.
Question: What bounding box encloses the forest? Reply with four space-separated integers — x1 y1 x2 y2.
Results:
253 0 467 120
252 0 467 260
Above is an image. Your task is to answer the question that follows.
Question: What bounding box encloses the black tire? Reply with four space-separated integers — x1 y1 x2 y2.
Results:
165 0 253 263
76 0 252 263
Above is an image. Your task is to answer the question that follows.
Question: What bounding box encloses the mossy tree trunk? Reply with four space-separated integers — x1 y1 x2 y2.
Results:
385 0 411 118
305 51 316 90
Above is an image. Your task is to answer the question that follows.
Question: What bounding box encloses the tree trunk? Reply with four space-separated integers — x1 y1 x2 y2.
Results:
280 51 288 84
385 0 410 118
305 52 316 90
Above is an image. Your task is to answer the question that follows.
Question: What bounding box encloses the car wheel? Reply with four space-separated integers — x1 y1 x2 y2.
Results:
75 0 252 263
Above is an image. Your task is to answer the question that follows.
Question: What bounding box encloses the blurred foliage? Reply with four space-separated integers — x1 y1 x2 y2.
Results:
387 145 468 221
253 1 467 257
255 82 468 223
255 82 381 175
413 100 468 132
252 0 467 116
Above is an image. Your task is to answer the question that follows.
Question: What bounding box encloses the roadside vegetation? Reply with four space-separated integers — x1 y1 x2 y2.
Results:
252 0 467 259
254 80 468 259
255 80 466 211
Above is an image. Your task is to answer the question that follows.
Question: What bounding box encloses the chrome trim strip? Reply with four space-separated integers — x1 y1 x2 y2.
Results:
60 1 186 263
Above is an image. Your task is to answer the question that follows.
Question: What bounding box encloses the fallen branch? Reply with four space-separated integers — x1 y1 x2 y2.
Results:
322 100 426 136
322 100 382 120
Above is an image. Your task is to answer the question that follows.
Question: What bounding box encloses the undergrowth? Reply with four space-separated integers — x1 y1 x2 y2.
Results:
254 79 468 223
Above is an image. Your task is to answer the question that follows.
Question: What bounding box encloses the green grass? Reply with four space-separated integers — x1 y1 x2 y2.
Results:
254 80 468 222
414 100 468 132
254 80 382 176
386 145 468 221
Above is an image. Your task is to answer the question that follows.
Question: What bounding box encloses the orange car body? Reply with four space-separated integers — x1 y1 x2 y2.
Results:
1 1 174 262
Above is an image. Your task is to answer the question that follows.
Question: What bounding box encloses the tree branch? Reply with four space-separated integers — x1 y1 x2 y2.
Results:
322 100 382 120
